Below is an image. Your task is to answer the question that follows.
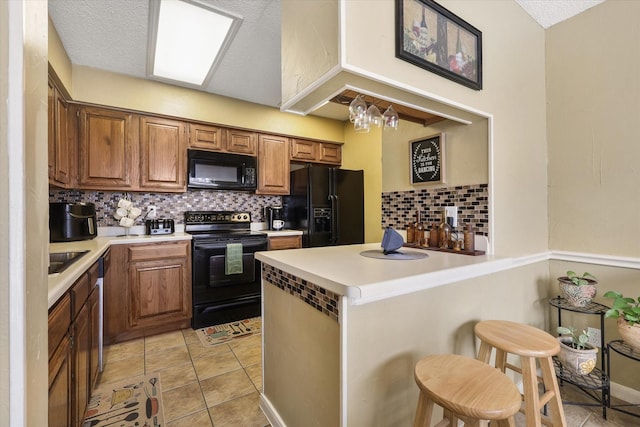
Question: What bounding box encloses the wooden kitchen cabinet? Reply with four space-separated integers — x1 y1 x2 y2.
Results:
49 333 72 427
49 258 101 427
105 241 191 344
318 142 342 165
257 134 290 195
290 138 342 165
225 128 257 155
139 116 187 192
48 80 74 187
77 106 137 190
268 235 302 250
188 123 224 151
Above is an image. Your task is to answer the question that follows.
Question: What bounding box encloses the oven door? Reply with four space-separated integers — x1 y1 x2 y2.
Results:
192 236 267 305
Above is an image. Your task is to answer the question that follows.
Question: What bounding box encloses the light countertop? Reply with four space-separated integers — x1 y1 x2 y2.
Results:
256 242 513 304
260 230 303 237
48 232 191 309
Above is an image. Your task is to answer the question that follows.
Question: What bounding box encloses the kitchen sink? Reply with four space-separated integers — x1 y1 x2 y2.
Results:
48 250 89 275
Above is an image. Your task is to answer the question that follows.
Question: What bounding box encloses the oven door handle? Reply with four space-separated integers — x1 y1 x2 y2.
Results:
194 241 267 251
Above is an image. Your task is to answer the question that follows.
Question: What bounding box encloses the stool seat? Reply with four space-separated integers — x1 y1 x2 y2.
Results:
414 354 521 427
475 320 567 427
475 320 559 358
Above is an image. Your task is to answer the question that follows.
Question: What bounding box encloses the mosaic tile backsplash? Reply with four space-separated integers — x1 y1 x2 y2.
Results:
382 183 488 235
49 189 282 226
262 264 339 322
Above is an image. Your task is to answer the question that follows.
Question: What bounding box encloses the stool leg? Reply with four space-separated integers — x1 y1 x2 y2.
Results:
521 356 542 426
539 356 567 427
443 408 458 426
413 391 434 427
495 349 507 373
477 341 493 363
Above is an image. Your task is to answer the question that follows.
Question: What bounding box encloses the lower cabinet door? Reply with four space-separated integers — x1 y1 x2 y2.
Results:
73 303 91 427
89 287 100 391
129 258 190 329
49 334 72 427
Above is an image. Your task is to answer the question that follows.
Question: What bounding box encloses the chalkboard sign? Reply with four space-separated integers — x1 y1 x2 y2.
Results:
410 133 445 184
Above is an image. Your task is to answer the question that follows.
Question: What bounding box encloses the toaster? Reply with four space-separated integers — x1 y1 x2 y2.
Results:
145 219 175 235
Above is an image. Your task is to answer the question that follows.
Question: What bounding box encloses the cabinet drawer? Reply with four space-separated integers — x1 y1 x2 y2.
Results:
70 272 90 320
48 292 71 360
87 260 100 289
128 241 189 262
268 235 302 250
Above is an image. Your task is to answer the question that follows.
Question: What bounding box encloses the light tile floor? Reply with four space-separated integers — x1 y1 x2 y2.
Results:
95 327 269 427
94 326 640 427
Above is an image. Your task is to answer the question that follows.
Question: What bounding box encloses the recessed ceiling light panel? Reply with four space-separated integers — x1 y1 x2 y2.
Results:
147 0 242 87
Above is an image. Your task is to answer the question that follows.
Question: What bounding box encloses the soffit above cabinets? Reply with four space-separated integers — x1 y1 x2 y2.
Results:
329 90 448 127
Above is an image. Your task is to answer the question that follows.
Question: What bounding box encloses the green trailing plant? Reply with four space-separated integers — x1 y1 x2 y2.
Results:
557 326 594 350
565 271 597 286
603 291 640 326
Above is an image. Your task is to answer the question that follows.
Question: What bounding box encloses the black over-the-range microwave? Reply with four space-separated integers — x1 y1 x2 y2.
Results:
187 149 257 191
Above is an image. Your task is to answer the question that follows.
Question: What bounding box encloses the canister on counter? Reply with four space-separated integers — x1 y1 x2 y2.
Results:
429 223 439 248
406 222 415 243
464 225 475 252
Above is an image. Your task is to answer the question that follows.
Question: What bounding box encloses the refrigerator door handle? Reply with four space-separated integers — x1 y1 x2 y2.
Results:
330 194 339 244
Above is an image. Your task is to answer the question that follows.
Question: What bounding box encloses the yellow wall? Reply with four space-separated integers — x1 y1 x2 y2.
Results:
341 124 382 243
47 15 72 92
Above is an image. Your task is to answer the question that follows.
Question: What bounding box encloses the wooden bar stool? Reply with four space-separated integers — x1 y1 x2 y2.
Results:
413 353 522 427
474 320 567 427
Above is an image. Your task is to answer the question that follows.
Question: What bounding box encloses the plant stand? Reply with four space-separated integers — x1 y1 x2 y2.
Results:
607 340 640 418
549 297 610 419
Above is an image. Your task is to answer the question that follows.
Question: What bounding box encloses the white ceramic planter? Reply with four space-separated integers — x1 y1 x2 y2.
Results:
557 337 598 375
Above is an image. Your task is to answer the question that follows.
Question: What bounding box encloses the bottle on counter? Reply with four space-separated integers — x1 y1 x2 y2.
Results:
406 222 415 244
414 211 425 246
429 223 439 248
438 208 451 249
463 225 475 252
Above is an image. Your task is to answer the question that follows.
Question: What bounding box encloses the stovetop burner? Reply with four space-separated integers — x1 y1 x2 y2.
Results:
184 210 257 236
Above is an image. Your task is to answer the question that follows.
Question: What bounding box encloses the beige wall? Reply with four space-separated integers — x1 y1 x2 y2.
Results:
283 0 549 256
547 1 639 257
382 118 488 192
346 262 550 426
2 1 49 426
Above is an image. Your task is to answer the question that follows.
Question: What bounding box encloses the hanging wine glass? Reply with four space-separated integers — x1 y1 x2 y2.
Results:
349 94 367 123
354 116 370 133
367 104 384 127
383 105 399 130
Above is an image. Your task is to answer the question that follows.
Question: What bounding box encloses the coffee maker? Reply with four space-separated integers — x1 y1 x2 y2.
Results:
264 206 284 231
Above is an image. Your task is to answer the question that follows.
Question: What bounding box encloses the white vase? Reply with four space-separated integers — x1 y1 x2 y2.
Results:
617 317 640 352
557 337 598 375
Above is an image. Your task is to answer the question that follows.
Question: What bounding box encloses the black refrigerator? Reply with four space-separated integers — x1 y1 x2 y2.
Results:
283 165 364 247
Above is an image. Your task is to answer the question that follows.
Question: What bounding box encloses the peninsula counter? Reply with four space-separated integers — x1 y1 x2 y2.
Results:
255 243 549 426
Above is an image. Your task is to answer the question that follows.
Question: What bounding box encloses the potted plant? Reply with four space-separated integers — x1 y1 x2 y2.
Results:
558 271 598 307
556 326 598 375
604 291 640 352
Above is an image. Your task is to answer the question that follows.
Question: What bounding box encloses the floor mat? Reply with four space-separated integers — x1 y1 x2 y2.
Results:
196 316 261 347
83 373 164 427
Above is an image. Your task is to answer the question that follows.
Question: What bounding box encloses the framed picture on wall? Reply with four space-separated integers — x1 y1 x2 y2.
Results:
410 133 445 185
395 0 482 90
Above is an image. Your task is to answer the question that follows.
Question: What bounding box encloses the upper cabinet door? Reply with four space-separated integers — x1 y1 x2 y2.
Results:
78 107 136 189
257 134 290 195
225 129 257 155
48 81 74 188
139 116 186 192
188 123 223 151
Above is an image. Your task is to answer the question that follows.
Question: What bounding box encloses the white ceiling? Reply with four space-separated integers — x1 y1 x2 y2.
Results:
48 0 605 111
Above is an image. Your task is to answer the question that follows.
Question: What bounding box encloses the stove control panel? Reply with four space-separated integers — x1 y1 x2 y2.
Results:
185 211 251 224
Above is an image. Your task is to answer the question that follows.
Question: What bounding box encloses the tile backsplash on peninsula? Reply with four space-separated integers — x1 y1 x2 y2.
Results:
49 189 281 226
382 183 488 235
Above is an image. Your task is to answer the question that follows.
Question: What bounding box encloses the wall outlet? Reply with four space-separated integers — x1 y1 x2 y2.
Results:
445 206 458 227
587 327 601 347
147 205 157 219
